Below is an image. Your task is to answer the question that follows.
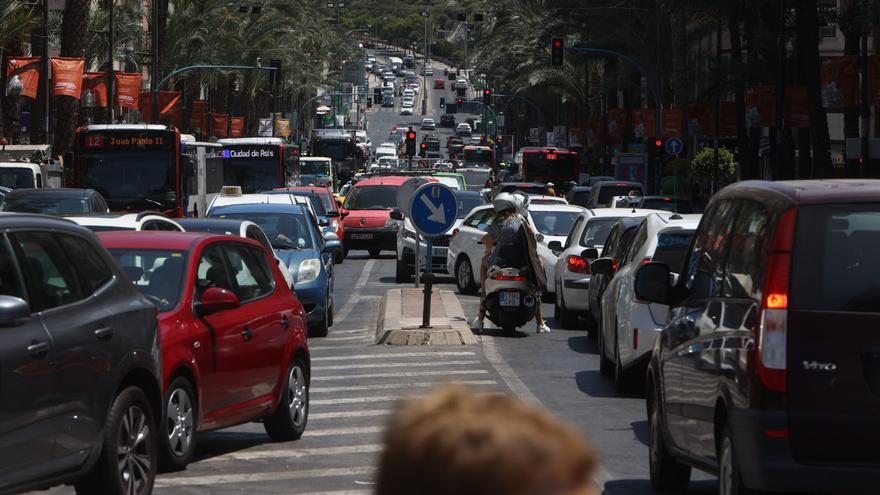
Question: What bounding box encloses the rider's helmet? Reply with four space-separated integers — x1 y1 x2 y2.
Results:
492 192 522 213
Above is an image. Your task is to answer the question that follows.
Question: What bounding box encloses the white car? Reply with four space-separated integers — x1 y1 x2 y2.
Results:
403 89 415 99
400 104 414 116
402 96 414 107
598 213 702 389
455 78 468 90
67 212 184 232
376 145 398 159
528 195 568 205
421 118 436 130
425 67 434 76
552 207 666 329
455 122 472 136
529 204 586 297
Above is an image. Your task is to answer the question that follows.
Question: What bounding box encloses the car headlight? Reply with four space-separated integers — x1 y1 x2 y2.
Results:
330 220 339 232
296 258 321 284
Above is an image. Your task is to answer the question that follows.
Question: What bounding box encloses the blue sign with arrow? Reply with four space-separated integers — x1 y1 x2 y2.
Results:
409 183 458 237
665 137 684 156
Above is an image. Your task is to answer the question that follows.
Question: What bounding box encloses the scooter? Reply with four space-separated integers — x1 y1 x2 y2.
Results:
483 265 538 334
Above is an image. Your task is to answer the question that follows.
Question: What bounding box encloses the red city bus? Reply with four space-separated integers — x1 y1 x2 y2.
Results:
462 145 495 170
73 124 190 217
521 147 579 184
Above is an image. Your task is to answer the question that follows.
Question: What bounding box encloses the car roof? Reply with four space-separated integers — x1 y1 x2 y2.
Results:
0 212 82 231
276 186 332 196
643 212 702 233
586 207 669 218
177 218 253 233
594 180 644 188
97 231 219 250
715 179 880 207
210 203 308 216
528 204 585 213
3 188 95 199
65 212 179 227
354 176 411 186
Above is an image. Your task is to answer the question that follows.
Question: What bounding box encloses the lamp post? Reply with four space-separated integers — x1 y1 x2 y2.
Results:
107 0 115 123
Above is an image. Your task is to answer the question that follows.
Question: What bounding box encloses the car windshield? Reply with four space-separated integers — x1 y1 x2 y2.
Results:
108 248 187 312
530 210 580 237
300 160 330 176
343 185 399 210
79 151 177 211
580 218 620 248
213 212 313 250
456 195 485 219
1 197 88 214
0 168 35 189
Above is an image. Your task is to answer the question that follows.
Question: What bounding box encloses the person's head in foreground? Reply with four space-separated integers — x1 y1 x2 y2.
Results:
375 385 599 495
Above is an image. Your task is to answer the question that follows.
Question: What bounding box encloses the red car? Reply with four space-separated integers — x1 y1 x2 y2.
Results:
99 231 311 469
434 78 445 89
340 175 414 258
276 186 345 262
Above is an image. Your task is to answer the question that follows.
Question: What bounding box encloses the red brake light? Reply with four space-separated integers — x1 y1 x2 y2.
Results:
641 257 652 265
566 255 590 274
493 274 527 281
612 259 620 271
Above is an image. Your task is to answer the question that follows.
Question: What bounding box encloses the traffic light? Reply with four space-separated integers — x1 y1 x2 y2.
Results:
483 88 492 105
654 138 664 150
419 142 427 157
406 129 417 157
440 96 445 109
551 37 564 66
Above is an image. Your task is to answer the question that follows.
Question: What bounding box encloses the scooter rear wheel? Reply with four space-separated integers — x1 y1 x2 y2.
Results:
501 324 517 335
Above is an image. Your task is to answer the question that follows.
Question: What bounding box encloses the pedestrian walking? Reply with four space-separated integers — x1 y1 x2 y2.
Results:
375 385 599 495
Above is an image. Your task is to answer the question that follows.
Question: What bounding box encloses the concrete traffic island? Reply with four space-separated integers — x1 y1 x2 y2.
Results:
376 288 478 346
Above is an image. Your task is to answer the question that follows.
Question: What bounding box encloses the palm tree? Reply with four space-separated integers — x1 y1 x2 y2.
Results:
53 0 91 155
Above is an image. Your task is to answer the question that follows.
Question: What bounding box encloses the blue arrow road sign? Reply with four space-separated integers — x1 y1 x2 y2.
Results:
409 183 458 237
665 137 684 156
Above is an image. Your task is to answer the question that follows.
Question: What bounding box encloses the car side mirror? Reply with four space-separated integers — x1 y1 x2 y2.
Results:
634 262 672 304
325 210 340 218
196 288 240 316
581 248 599 259
340 209 350 218
0 296 30 327
323 239 343 254
547 240 563 252
590 257 614 276
323 232 340 242
389 208 403 220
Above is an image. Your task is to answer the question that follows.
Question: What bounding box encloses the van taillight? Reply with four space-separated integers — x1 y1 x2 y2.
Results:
566 255 590 274
756 208 796 393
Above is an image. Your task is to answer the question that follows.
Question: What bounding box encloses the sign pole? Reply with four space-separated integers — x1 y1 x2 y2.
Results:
420 236 433 328
414 232 420 289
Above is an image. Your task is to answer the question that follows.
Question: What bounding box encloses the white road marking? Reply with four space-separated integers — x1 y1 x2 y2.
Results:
312 380 497 393
310 409 392 420
316 359 479 371
306 426 384 436
313 351 475 362
154 466 374 487
311 395 405 405
312 369 490 381
202 444 384 462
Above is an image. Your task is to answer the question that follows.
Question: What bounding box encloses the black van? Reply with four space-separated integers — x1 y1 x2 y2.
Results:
634 180 880 494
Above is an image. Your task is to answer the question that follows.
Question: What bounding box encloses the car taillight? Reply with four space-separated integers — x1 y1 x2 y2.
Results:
612 259 620 271
641 257 652 265
493 274 527 281
755 208 796 393
566 255 590 274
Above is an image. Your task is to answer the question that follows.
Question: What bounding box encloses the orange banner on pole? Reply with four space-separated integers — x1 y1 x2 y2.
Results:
211 113 229 138
115 72 141 108
606 108 626 142
661 108 684 138
821 56 859 108
83 72 108 107
230 117 245 137
139 91 182 127
785 86 811 128
7 57 40 99
745 86 776 127
189 100 207 133
631 109 655 139
50 57 84 98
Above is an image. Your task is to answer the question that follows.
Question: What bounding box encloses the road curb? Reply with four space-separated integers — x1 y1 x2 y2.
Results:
375 288 478 346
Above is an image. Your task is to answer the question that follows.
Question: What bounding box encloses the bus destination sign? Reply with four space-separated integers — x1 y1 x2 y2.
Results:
221 146 277 160
82 131 175 150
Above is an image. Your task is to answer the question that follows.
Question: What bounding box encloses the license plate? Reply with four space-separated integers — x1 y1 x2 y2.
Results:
499 291 520 307
350 233 373 240
432 247 445 256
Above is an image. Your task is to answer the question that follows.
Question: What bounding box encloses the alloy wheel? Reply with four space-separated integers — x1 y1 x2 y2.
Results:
166 388 194 457
288 365 308 427
457 260 471 290
118 404 152 495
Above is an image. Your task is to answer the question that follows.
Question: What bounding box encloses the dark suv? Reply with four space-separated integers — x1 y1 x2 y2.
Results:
0 214 161 495
634 180 880 494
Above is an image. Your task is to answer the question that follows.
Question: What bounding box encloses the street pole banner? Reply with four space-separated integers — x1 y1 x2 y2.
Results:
258 118 272 137
83 72 108 107
115 73 141 108
139 91 181 127
820 56 858 109
745 86 776 127
7 57 40 99
230 117 245 137
631 109 654 139
50 57 84 98
784 86 811 128
661 108 684 139
211 114 229 138
720 102 738 137
607 108 626 142
275 119 291 137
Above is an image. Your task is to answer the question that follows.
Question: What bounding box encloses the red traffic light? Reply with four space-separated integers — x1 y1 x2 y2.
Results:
407 132 416 140
483 89 491 95
420 143 427 149
553 40 562 48
654 139 663 148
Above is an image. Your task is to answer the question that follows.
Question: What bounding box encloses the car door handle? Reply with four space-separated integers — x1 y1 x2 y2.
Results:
27 341 49 359
281 316 291 330
94 327 114 340
241 328 253 341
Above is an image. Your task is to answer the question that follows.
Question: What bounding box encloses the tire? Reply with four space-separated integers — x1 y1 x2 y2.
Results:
368 249 381 258
334 251 344 264
343 248 350 258
309 303 329 338
719 423 757 495
327 297 334 327
613 332 634 393
584 312 598 340
264 358 309 442
502 324 517 336
598 326 612 376
74 387 157 495
395 257 412 283
455 257 478 295
554 286 579 329
159 377 197 471
648 386 691 491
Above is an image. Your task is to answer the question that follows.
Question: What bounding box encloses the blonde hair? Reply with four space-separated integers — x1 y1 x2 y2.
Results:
375 385 598 495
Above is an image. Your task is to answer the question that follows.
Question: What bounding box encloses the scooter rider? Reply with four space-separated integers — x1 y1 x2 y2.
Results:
470 192 551 333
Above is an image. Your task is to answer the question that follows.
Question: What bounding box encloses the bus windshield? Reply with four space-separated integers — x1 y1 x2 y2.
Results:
312 140 354 162
463 148 493 167
79 151 177 211
523 152 578 182
300 160 330 176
